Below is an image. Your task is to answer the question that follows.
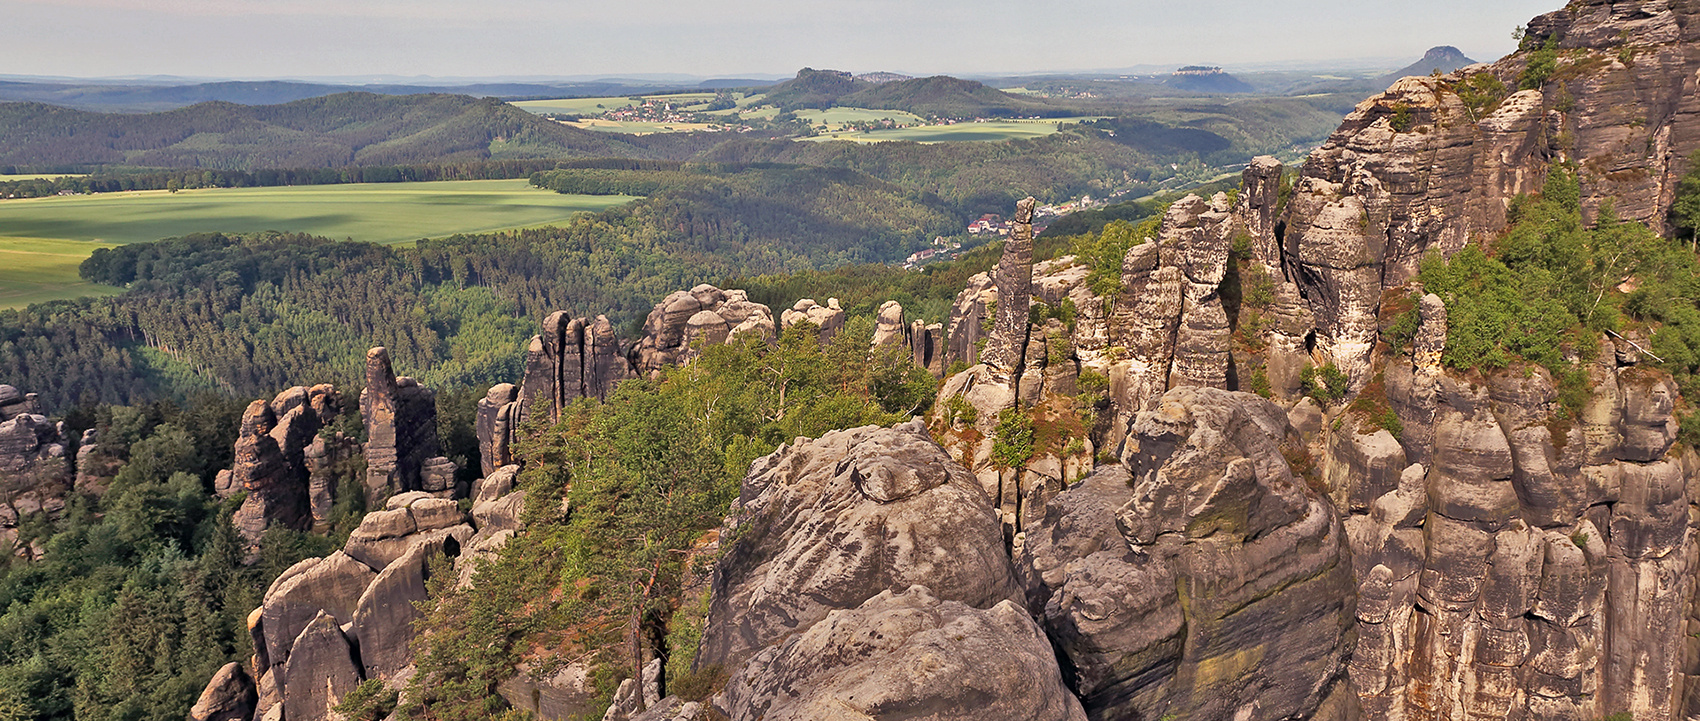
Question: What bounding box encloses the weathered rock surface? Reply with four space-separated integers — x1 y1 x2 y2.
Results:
281 611 363 721
632 285 776 377
360 347 451 503
520 312 634 423
719 586 1087 721
1019 386 1354 720
189 662 257 721
0 387 70 554
696 420 1020 673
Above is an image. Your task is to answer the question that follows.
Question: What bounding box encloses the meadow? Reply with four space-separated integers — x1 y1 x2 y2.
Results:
0 179 636 308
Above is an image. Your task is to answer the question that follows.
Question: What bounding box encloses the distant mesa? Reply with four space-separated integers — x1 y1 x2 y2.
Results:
1163 66 1254 94
854 72 913 84
1379 45 1477 84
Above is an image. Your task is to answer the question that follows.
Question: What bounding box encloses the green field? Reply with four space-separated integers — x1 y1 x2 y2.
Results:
567 119 722 134
0 179 636 309
795 107 925 129
0 174 86 181
804 117 1102 144
0 179 634 246
512 92 730 116
0 237 123 308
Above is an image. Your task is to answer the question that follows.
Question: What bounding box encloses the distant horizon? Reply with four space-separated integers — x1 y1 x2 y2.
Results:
0 51 1473 90
5 0 1552 81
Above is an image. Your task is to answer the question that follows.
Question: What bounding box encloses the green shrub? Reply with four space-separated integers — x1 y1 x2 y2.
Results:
1300 363 1350 405
334 679 398 721
1389 103 1414 132
1520 36 1560 90
991 408 1036 469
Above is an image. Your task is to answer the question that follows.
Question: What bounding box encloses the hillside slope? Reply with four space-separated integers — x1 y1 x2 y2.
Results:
0 93 659 169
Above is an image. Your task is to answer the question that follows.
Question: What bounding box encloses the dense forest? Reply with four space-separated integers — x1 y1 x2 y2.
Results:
0 94 663 169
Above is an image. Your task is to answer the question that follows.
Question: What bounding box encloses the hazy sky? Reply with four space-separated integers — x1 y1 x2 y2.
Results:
5 0 1561 80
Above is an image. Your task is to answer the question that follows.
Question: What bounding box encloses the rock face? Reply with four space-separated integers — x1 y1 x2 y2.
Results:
518 312 634 424
696 420 1021 672
0 386 70 555
980 197 1036 378
631 285 776 377
227 384 353 546
1284 0 1700 381
719 587 1087 721
696 420 1084 720
232 487 480 721
189 662 256 721
1019 387 1355 720
360 347 454 503
1330 336 1698 721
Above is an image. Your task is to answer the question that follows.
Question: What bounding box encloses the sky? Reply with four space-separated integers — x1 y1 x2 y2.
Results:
4 0 1562 81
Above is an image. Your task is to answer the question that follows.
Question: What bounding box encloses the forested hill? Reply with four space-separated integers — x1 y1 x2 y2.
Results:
839 75 1065 118
0 93 663 169
759 69 1060 118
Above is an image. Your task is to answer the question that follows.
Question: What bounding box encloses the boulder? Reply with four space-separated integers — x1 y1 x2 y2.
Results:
719 587 1087 721
189 662 257 721
696 420 1020 673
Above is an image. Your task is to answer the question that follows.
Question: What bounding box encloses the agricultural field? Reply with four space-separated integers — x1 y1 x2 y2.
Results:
512 92 731 116
803 117 1102 143
0 179 635 308
0 174 86 181
566 119 721 134
0 236 122 308
794 107 925 129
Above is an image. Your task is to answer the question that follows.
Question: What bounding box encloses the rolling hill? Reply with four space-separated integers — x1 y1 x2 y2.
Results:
0 93 661 169
760 69 1063 118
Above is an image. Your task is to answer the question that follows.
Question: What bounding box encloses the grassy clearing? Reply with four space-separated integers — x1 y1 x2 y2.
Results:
803 117 1101 144
0 179 634 247
0 237 123 308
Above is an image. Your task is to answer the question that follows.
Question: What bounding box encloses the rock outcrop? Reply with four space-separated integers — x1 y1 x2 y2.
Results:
1283 0 1700 381
0 386 70 555
360 347 455 503
777 297 844 341
228 489 478 721
631 285 776 377
225 384 354 546
719 586 1087 721
518 312 633 424
1019 387 1355 720
695 420 1084 720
